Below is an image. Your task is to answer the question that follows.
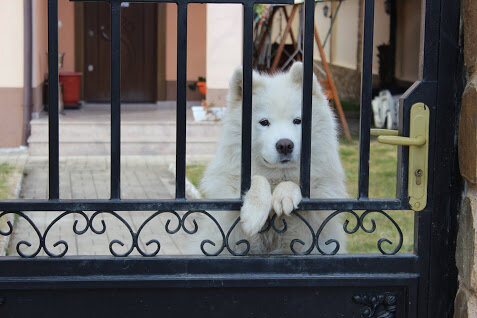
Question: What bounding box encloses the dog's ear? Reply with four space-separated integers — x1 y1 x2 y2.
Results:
289 62 304 84
288 62 321 96
228 67 263 103
229 67 244 102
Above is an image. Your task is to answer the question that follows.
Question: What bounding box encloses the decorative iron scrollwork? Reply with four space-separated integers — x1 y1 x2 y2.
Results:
89 210 182 257
43 211 89 257
0 210 88 258
182 210 227 256
316 210 403 255
352 293 397 318
0 209 404 258
360 211 403 255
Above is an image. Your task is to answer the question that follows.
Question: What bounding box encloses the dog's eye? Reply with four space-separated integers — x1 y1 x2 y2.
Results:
259 119 270 127
293 118 302 125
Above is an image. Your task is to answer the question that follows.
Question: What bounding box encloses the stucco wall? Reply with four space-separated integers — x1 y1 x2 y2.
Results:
31 0 74 112
206 4 242 105
165 3 207 83
0 1 24 148
395 0 421 82
372 0 390 74
33 0 48 88
32 0 78 76
32 0 48 114
330 0 389 74
58 0 75 72
330 1 360 71
0 1 24 88
314 3 332 61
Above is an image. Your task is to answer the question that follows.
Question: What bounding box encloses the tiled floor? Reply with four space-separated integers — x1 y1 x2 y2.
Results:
6 156 206 257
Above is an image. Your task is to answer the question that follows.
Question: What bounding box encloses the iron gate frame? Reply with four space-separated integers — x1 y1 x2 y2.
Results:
0 0 463 317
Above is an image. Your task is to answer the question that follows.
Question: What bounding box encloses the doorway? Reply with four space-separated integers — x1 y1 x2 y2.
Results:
83 2 157 102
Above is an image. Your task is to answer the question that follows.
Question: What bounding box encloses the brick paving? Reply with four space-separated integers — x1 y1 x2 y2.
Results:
6 156 203 257
0 149 28 256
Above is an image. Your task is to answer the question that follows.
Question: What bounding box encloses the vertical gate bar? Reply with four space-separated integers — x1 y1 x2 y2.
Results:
175 2 187 199
241 3 253 195
299 0 314 199
110 0 121 199
48 0 59 200
357 0 374 199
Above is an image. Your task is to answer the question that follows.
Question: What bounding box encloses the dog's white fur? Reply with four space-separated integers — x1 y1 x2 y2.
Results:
199 62 347 254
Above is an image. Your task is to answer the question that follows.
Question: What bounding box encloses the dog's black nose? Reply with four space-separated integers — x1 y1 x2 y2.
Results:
276 139 294 155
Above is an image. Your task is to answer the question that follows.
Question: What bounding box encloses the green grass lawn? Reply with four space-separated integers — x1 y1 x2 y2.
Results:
186 141 414 254
341 141 414 253
0 162 17 253
0 163 16 200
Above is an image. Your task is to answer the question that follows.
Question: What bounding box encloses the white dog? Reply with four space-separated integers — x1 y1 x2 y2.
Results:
199 62 347 255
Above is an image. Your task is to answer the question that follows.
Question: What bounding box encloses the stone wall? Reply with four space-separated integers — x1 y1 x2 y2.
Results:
454 0 477 317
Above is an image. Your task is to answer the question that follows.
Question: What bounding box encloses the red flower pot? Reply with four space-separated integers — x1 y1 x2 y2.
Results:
196 81 206 96
59 72 82 107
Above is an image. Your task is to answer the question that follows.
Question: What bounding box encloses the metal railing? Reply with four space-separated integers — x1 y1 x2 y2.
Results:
0 0 407 257
0 0 408 212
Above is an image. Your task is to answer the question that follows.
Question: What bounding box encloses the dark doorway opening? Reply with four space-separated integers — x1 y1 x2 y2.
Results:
83 2 157 102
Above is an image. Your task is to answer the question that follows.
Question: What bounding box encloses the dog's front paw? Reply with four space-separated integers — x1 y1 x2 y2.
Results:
272 181 302 216
240 175 272 236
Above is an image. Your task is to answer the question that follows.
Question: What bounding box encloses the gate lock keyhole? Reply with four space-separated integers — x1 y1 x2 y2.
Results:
371 103 430 211
415 169 423 185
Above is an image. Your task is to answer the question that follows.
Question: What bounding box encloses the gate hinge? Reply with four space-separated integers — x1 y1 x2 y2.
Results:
371 103 429 211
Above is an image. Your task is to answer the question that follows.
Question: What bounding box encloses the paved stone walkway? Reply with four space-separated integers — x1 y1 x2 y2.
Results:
6 156 204 257
0 149 28 256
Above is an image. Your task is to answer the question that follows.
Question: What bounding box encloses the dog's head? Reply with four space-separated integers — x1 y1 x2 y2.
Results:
227 62 325 169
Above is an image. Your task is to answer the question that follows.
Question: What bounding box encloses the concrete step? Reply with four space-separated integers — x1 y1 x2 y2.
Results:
28 120 222 156
28 141 219 156
29 120 223 141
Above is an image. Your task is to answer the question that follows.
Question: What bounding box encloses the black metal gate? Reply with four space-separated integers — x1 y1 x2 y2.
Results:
0 0 463 317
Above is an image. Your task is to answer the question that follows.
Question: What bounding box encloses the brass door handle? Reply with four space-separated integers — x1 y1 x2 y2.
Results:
371 129 426 146
370 129 398 137
370 103 429 211
376 135 426 147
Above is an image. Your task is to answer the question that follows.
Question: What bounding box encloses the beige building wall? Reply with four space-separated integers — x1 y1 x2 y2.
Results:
395 0 421 82
372 0 390 74
33 0 48 88
31 0 75 113
206 4 242 106
330 1 360 70
165 4 177 84
330 0 389 74
0 2 24 88
58 0 76 73
268 5 331 63
165 3 207 100
0 1 25 148
32 0 48 113
314 4 332 61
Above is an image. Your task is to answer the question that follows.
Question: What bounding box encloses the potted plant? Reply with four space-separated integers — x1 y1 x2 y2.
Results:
188 76 207 96
189 76 224 121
